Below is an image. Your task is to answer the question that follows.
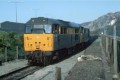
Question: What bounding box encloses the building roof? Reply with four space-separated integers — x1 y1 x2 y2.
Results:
1 21 25 25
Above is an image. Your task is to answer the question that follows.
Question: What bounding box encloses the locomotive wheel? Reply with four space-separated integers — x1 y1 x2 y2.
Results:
68 48 72 55
55 51 60 61
72 47 75 53
49 55 53 64
47 56 52 64
43 56 50 66
43 56 47 66
28 60 32 65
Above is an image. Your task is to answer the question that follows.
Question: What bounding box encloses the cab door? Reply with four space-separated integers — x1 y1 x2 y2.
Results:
52 24 59 50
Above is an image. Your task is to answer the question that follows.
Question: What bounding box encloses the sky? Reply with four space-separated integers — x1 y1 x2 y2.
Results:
0 0 120 24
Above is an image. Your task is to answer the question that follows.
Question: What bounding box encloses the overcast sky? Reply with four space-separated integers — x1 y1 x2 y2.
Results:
0 0 120 23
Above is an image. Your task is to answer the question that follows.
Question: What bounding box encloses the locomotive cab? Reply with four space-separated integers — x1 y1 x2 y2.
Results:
24 23 61 65
24 24 57 52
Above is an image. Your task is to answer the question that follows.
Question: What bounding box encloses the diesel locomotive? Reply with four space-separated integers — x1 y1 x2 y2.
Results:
24 17 90 65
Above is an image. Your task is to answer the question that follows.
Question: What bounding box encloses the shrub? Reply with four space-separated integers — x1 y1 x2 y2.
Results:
0 31 24 61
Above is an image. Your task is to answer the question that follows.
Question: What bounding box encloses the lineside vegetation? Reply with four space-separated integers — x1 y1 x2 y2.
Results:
0 31 24 62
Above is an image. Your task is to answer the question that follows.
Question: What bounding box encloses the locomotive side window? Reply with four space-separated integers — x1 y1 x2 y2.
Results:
67 28 75 34
61 27 66 34
58 26 61 34
63 28 66 34
61 27 64 34
72 28 75 34
80 27 83 33
68 28 74 34
75 28 79 40
84 29 86 33
52 24 59 34
67 28 70 34
75 29 79 33
82 28 84 33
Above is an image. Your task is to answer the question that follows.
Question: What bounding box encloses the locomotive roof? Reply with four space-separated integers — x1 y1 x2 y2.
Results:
26 17 81 28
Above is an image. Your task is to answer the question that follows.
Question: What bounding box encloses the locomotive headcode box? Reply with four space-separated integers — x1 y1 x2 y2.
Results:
34 25 44 29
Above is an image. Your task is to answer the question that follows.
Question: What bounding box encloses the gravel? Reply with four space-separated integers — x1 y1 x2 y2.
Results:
65 38 112 80
0 59 27 76
65 60 105 80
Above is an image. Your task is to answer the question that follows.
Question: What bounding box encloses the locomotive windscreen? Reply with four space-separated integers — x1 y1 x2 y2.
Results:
32 24 52 34
26 25 32 33
44 25 52 33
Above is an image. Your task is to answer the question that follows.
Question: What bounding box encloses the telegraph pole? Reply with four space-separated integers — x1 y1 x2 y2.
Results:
9 1 22 22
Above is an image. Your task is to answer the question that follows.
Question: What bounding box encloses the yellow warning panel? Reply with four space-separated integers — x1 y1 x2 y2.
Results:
24 34 54 51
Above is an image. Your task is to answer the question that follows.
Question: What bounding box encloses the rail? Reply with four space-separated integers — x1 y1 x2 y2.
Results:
0 66 41 80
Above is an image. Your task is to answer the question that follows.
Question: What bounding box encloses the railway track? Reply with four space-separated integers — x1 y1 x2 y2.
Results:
0 66 41 80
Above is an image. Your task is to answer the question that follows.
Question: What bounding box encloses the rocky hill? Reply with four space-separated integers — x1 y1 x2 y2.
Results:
81 12 120 36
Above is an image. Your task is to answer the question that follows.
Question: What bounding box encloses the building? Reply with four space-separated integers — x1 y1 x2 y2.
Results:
0 21 25 34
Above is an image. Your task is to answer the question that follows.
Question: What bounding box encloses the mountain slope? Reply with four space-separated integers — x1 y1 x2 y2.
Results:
81 12 120 36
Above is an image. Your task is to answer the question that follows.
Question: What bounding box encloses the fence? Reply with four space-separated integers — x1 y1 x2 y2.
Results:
0 46 25 62
101 34 120 79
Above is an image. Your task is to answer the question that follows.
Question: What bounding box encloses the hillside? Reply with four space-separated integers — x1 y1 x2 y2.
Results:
81 12 120 36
